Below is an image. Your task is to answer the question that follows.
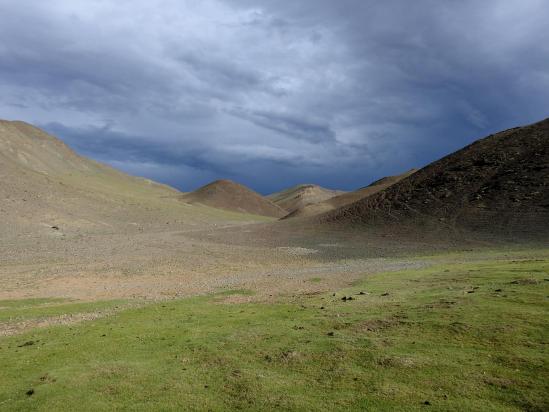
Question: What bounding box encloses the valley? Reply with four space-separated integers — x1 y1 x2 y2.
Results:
0 118 547 411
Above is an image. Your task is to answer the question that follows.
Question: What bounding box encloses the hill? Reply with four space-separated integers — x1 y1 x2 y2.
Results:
284 170 416 219
0 120 260 242
0 120 175 192
267 184 344 214
181 179 286 218
323 118 549 239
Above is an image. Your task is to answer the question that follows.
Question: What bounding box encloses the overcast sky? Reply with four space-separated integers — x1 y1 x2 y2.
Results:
1 0 548 193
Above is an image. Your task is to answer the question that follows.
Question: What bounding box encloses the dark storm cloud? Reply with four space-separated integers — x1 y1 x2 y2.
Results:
227 107 336 143
43 122 213 170
42 121 317 191
1 0 548 193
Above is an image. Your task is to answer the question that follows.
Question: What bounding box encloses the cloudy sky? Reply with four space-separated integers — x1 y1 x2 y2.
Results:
1 0 548 193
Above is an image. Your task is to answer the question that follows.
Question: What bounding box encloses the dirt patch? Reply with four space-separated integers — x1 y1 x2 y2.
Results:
276 247 318 256
356 318 401 333
376 356 416 368
0 304 138 337
510 278 539 285
483 376 517 389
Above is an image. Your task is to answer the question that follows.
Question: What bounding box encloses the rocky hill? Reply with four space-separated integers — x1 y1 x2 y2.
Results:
322 118 549 239
285 170 416 219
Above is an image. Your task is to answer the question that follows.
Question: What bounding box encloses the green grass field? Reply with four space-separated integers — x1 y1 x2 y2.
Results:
1 254 547 411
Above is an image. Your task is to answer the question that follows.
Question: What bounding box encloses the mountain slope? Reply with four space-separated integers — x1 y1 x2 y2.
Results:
0 120 258 241
285 170 416 219
268 184 344 214
322 118 549 239
0 120 177 193
181 180 286 218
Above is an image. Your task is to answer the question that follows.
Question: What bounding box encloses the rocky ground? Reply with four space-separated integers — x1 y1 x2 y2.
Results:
323 118 549 240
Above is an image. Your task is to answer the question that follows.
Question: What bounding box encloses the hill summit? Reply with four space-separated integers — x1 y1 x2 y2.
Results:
181 179 286 218
284 170 416 219
268 184 344 214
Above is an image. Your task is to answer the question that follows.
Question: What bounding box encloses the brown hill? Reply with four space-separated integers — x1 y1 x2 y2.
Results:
323 118 549 239
0 120 259 241
267 184 344 214
285 170 416 219
0 120 177 191
181 180 286 218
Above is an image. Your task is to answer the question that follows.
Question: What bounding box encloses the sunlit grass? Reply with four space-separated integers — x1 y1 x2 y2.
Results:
0 254 547 411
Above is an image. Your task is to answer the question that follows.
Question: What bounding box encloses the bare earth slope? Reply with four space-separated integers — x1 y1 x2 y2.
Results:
0 120 180 191
285 170 416 219
323 118 549 240
0 120 179 233
181 179 286 218
268 184 344 214
0 120 265 241
3 119 410 304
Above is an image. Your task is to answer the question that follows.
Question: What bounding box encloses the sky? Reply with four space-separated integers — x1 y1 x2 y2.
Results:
0 0 548 194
